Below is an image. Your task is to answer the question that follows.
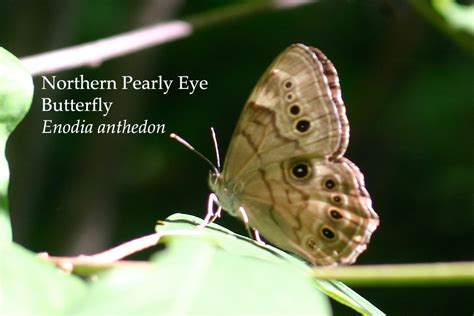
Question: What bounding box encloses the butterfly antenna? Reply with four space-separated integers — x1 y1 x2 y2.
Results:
210 127 221 170
170 133 219 174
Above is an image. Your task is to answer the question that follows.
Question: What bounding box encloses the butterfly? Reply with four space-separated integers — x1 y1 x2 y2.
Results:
172 44 379 266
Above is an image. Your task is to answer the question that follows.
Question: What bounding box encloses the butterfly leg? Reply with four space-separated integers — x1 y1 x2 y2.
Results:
238 206 249 224
238 207 253 238
238 207 266 246
198 193 222 228
252 229 266 246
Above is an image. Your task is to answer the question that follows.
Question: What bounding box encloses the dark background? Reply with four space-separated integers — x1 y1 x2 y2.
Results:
2 0 473 315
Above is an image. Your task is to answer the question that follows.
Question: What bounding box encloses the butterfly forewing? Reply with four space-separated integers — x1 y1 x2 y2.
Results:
223 44 347 181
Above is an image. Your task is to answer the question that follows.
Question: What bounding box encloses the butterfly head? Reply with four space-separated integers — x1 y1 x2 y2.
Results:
208 170 240 217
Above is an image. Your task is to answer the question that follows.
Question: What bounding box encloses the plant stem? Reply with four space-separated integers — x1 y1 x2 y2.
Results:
312 261 474 286
39 229 204 276
40 228 474 286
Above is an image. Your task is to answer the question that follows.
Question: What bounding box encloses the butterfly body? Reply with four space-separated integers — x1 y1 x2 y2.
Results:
209 44 379 266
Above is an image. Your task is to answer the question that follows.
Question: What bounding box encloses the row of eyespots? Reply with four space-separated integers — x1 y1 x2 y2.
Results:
288 183 341 243
323 172 345 241
287 161 345 246
290 164 344 211
295 174 344 249
320 173 345 241
282 79 311 134
323 177 344 204
289 165 341 186
323 176 345 222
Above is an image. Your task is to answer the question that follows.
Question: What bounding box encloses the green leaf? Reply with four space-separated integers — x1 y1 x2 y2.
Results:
69 213 332 316
156 214 384 315
73 240 331 316
1 212 383 315
318 280 384 316
0 47 34 243
156 214 385 315
0 243 87 315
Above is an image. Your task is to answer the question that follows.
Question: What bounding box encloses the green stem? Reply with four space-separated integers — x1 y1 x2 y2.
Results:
312 261 474 286
185 1 274 29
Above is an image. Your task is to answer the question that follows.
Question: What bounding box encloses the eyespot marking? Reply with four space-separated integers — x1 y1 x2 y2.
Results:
291 162 311 180
306 238 317 250
285 93 294 102
321 227 336 240
324 178 337 190
295 120 310 133
332 195 342 204
329 209 343 220
289 104 300 116
284 80 293 89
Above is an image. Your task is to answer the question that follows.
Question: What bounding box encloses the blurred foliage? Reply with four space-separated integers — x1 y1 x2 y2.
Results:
1 0 473 315
433 0 474 34
0 48 33 242
1 214 334 316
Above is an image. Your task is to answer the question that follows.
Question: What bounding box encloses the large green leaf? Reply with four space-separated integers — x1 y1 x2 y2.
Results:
0 243 87 315
67 214 383 315
155 214 384 315
0 47 34 242
69 213 331 315
0 49 86 316
1 212 383 315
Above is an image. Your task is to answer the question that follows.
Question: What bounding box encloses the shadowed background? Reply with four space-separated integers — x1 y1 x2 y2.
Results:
1 0 473 315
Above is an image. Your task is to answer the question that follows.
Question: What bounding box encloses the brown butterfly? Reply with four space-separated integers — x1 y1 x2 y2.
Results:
174 44 379 265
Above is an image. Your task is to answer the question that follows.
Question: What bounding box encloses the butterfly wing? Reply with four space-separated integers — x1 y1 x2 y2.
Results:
223 44 348 182
236 157 379 265
217 44 379 265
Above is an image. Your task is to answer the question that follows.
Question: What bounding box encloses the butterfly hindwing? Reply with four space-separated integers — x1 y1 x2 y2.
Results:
237 156 378 265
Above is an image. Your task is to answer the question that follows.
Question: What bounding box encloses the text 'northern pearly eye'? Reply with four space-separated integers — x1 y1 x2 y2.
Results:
173 43 379 266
